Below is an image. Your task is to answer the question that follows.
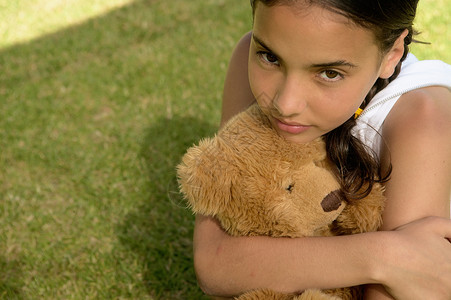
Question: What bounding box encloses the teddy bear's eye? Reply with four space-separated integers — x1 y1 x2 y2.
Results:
286 184 294 193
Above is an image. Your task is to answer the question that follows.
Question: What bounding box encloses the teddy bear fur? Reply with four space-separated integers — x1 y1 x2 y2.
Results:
177 104 385 300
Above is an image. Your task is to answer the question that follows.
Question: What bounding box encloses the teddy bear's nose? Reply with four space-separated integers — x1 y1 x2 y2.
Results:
321 190 344 212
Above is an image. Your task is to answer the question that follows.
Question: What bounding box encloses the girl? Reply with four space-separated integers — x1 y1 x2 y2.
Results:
194 0 451 299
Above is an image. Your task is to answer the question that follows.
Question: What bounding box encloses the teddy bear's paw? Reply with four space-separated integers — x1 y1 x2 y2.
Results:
234 288 295 300
295 289 342 300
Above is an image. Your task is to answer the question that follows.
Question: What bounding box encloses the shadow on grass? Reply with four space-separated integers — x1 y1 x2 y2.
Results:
0 255 24 300
117 115 216 299
1 0 240 298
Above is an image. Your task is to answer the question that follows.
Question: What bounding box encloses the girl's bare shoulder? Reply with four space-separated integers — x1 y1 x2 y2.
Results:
384 86 451 141
379 86 451 228
220 31 254 126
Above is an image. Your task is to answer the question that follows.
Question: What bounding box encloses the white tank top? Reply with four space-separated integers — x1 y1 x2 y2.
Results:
352 54 451 215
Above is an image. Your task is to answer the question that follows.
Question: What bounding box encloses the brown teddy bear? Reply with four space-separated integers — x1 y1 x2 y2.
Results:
177 104 385 300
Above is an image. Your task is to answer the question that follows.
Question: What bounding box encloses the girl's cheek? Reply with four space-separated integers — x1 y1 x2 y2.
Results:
248 67 262 98
251 80 273 105
250 70 275 98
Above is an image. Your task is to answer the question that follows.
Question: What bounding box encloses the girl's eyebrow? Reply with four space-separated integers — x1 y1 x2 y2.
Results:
252 34 281 57
252 33 358 69
311 61 358 69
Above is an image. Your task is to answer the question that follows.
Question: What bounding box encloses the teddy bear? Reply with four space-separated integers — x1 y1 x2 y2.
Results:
177 104 385 300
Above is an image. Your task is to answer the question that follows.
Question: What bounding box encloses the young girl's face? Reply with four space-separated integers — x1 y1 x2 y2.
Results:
249 3 394 143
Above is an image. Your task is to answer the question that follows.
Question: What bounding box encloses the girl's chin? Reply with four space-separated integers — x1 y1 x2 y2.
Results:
276 131 318 144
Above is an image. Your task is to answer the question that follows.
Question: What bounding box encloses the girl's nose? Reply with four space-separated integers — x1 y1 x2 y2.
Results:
273 75 308 117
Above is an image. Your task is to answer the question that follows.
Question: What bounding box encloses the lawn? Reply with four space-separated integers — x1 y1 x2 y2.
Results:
0 0 449 299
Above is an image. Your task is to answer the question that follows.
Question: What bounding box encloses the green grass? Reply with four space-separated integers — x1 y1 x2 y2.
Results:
0 0 449 299
0 0 251 299
411 0 451 62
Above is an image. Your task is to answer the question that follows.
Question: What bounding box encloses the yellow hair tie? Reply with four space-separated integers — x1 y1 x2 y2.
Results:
354 108 363 119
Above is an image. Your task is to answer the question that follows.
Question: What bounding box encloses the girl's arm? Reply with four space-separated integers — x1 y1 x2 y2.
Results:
194 214 383 296
219 32 255 126
193 32 451 298
364 86 451 299
194 212 451 298
380 86 451 228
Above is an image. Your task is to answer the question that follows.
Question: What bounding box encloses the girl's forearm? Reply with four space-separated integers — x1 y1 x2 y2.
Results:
193 215 385 297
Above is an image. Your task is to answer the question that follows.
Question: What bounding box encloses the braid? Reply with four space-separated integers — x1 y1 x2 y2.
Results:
326 29 416 200
363 28 415 107
325 118 383 199
363 31 412 108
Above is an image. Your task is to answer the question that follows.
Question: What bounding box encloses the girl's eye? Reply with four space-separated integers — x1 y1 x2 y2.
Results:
319 70 343 82
257 51 279 66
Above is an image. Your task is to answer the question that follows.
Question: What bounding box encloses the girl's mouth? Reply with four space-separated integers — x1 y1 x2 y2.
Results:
274 117 311 134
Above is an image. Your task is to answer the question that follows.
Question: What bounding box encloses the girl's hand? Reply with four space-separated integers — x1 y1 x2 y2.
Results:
377 216 451 300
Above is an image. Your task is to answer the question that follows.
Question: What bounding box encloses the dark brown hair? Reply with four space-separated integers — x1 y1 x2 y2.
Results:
250 0 420 199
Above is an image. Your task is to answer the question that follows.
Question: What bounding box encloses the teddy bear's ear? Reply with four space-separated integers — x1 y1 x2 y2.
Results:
289 138 329 167
177 137 235 216
311 138 328 162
